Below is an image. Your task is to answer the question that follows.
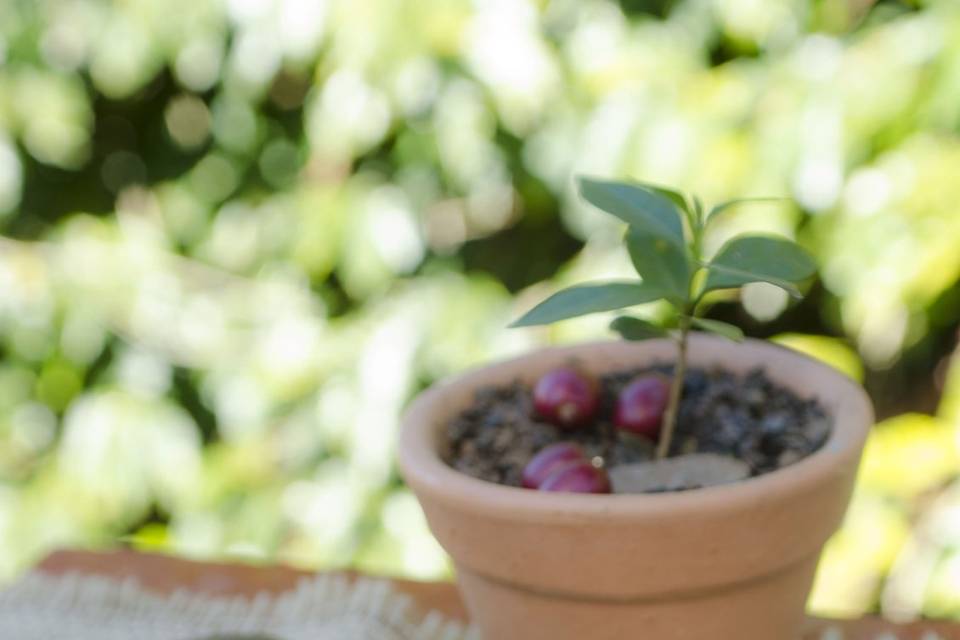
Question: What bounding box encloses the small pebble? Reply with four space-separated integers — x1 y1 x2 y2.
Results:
610 454 751 494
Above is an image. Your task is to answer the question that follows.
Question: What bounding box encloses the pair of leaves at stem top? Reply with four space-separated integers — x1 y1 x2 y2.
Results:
510 177 817 342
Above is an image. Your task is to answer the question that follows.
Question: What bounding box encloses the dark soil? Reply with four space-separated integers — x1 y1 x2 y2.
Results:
442 364 832 488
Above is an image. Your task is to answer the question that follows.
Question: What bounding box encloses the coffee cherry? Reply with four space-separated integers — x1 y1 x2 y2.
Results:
615 375 670 438
522 442 585 489
533 367 599 429
539 460 611 494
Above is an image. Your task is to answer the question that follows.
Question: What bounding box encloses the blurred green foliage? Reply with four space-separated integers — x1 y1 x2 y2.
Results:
1 0 960 621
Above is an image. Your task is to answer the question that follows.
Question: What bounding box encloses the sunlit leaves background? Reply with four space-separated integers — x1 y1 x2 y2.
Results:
1 0 959 620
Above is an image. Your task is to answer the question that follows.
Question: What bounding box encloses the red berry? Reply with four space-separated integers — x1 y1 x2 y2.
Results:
533 367 599 429
522 442 585 489
539 460 611 494
615 375 670 438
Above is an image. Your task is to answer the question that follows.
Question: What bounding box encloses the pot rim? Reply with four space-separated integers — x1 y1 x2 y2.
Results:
399 335 874 524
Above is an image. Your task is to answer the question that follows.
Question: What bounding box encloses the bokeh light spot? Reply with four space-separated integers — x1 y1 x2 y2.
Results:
164 95 212 150
0 137 23 216
212 94 260 154
259 138 302 188
100 151 147 193
188 154 238 203
175 37 225 92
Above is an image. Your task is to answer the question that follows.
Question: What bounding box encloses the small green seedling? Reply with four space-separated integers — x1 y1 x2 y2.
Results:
511 177 817 460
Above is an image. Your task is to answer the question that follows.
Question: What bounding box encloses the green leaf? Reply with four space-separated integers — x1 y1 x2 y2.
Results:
693 195 705 226
637 182 696 233
626 229 691 304
610 316 669 341
703 235 817 298
690 317 745 342
707 197 785 223
578 177 685 247
510 281 664 327
636 183 690 214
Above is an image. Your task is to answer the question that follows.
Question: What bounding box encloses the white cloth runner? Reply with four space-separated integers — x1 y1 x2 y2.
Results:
0 572 479 640
1 571 945 640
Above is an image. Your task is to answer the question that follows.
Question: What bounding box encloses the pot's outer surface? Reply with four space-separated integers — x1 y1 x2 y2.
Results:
399 336 874 640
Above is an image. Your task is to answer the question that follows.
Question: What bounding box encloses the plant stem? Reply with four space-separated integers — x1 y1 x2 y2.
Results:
657 318 690 459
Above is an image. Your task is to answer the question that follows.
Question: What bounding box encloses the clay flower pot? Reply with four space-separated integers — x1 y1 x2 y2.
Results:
398 335 873 640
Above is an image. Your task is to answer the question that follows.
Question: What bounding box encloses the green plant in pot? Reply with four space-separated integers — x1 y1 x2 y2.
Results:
508 178 824 494
398 178 874 640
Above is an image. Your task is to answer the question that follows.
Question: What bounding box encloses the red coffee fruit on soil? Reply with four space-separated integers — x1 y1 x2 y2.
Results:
522 442 586 489
615 375 670 438
539 460 611 494
532 367 599 429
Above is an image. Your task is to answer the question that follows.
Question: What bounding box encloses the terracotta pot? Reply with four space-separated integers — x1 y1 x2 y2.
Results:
398 336 873 640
